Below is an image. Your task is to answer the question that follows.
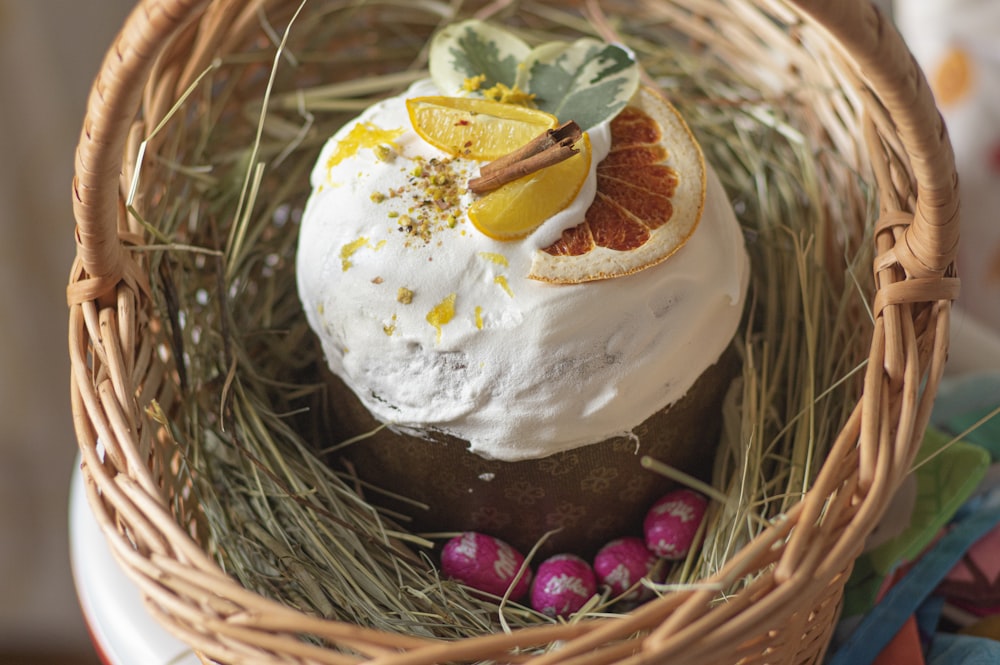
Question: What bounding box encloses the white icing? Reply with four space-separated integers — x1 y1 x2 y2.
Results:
297 81 749 461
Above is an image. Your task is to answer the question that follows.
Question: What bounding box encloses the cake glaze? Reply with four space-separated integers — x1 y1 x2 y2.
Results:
297 80 749 461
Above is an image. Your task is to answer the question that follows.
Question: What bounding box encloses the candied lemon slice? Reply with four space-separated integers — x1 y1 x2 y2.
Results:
469 134 592 241
407 96 556 160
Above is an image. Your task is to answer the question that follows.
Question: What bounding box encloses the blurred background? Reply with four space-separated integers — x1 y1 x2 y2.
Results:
0 1 133 662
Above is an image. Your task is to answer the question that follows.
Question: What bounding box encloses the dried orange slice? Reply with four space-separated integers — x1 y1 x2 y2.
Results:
528 87 706 283
406 96 557 160
469 134 592 240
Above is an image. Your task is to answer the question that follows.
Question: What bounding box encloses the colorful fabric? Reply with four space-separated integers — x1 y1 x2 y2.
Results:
939 523 1000 608
830 496 1000 665
832 368 1000 664
928 633 1000 665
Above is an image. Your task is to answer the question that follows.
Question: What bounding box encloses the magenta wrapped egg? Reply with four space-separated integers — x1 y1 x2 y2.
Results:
531 554 597 617
643 489 708 559
440 532 531 600
594 537 660 602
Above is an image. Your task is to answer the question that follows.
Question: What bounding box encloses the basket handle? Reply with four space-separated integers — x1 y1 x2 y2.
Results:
70 0 959 304
70 0 209 305
787 0 959 281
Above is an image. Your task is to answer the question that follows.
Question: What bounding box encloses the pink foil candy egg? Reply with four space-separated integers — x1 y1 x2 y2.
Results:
531 554 597 618
594 537 660 602
440 532 531 601
644 489 708 560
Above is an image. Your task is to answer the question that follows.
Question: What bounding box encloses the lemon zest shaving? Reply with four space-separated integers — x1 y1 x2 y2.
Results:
481 82 536 106
478 252 509 267
426 293 457 342
326 122 404 179
494 275 514 298
340 237 369 271
462 74 487 92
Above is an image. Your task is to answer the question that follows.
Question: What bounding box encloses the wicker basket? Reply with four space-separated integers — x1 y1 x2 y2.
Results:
68 0 961 663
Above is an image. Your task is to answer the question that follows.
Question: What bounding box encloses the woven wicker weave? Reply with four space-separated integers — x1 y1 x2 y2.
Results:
68 0 960 663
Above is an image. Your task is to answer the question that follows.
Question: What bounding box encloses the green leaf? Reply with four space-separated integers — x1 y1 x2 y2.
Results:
868 428 990 573
426 21 640 130
429 20 530 96
517 38 639 130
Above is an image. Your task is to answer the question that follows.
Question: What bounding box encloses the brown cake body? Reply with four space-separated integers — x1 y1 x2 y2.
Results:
326 348 738 557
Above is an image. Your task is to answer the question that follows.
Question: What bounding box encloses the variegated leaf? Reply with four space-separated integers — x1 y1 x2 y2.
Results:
429 19 530 95
517 38 639 130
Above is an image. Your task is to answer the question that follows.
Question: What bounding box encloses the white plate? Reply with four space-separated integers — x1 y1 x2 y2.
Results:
70 461 202 665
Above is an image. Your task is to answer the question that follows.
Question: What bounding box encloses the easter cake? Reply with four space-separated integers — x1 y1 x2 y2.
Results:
296 21 749 567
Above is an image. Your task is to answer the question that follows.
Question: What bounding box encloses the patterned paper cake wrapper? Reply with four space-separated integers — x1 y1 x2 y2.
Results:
323 349 738 558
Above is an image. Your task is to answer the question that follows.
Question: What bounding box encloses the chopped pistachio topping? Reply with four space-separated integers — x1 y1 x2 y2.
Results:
374 144 397 162
385 155 468 245
383 313 398 336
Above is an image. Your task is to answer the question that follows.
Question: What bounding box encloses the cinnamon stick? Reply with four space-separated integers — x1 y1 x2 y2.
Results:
469 121 582 195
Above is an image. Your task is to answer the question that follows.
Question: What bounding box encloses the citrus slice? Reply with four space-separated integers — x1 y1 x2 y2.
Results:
468 134 592 240
528 87 706 283
406 96 557 160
